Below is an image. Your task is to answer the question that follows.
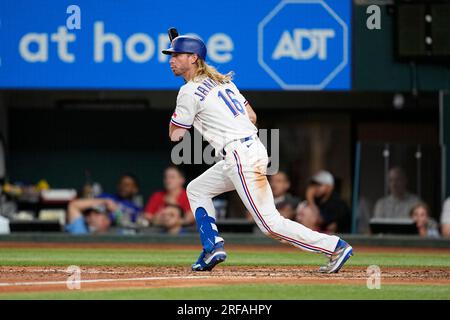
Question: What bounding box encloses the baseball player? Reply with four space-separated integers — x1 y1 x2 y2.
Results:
162 31 353 273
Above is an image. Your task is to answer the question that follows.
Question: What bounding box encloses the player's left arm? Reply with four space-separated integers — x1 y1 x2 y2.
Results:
233 83 257 125
245 102 257 125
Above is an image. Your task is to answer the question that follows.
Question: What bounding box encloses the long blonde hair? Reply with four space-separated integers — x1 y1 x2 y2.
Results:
193 59 234 84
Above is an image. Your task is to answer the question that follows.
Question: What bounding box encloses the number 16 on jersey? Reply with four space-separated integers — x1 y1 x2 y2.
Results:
218 89 245 117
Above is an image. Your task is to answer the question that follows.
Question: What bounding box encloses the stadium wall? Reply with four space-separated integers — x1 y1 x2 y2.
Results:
353 3 450 91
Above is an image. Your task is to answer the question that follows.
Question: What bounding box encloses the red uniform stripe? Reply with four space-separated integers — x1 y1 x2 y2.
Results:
233 150 333 255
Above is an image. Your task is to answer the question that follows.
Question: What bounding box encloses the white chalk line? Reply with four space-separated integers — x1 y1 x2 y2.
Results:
0 275 211 287
0 275 375 288
0 269 165 275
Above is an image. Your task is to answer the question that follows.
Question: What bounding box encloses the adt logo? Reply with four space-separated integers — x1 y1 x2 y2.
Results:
258 0 349 90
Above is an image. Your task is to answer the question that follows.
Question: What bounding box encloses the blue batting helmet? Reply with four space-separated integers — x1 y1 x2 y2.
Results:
162 35 207 60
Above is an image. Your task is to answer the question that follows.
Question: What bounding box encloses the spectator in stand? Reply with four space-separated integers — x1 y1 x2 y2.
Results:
98 173 142 226
65 198 117 234
268 171 300 220
409 203 440 238
440 198 450 237
296 170 351 233
154 204 187 235
373 167 421 219
66 173 143 233
144 166 194 226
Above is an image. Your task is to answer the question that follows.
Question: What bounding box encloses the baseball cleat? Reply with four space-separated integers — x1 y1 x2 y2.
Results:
191 242 227 271
318 239 353 274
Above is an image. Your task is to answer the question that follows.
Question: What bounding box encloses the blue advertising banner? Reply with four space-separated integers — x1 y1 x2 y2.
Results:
0 0 351 90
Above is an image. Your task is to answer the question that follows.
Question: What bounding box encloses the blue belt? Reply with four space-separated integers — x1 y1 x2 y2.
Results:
240 136 253 143
221 135 254 156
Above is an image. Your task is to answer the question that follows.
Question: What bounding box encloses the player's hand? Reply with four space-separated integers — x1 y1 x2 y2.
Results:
169 123 188 142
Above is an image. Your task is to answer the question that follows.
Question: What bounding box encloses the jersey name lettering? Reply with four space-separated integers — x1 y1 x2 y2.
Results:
194 77 220 101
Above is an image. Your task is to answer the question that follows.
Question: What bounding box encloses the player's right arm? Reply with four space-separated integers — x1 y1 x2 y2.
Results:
169 124 188 142
168 90 197 141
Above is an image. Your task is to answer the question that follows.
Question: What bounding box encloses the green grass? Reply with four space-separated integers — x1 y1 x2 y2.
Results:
0 248 449 268
0 246 449 300
2 284 450 300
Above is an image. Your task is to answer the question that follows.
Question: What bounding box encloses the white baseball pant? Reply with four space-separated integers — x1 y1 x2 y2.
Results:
186 136 339 256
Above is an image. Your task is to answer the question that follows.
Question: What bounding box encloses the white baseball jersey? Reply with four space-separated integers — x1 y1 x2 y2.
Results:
170 76 258 154
175 76 341 262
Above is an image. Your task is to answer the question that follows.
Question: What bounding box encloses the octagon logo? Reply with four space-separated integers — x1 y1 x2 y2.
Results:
258 0 349 90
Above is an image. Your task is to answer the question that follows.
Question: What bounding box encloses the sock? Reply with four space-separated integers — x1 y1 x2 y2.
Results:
195 207 223 253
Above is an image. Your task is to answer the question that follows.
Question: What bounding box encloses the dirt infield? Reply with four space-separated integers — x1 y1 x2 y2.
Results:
0 243 449 294
0 265 449 294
